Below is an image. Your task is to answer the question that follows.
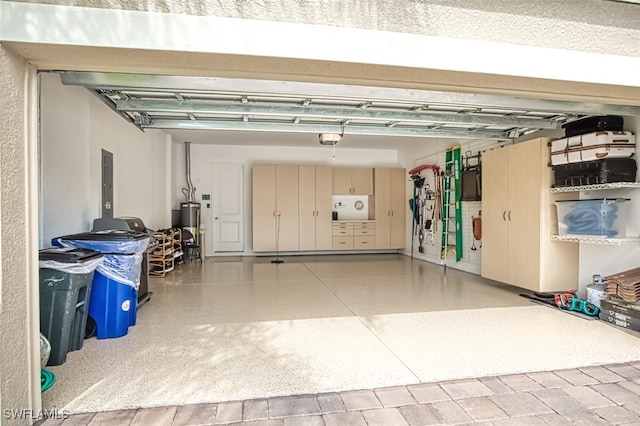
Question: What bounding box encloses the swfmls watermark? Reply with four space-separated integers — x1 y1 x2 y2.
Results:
3 409 71 421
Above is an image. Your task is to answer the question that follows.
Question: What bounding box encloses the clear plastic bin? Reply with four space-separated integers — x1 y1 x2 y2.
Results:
556 198 630 238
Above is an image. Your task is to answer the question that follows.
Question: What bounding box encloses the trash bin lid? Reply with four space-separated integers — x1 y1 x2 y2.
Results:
56 230 150 241
39 247 103 263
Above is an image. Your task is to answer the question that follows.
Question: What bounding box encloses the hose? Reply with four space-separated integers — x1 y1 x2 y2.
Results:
41 370 56 392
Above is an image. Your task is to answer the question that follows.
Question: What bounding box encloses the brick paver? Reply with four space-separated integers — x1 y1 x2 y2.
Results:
554 369 600 386
361 407 409 426
432 400 473 424
406 383 451 403
439 378 493 399
527 371 570 389
243 399 269 421
479 376 515 394
561 385 615 409
37 363 640 426
591 383 640 405
323 411 366 426
488 392 554 417
579 366 626 383
531 388 592 419
172 403 217 426
373 386 416 407
604 363 640 379
340 390 382 411
397 404 444 426
499 374 543 392
457 396 508 421
131 406 177 425
316 392 345 414
283 415 324 426
268 395 321 418
593 405 640 424
215 401 243 424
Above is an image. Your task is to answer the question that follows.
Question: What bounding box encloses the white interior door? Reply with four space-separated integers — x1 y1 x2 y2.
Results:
212 162 244 252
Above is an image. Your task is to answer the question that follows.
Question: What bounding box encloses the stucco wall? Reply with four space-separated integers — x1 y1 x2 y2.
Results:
0 44 38 425
11 0 640 57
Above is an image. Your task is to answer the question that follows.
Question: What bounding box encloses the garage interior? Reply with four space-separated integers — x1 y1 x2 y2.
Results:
37 69 640 415
2 0 640 422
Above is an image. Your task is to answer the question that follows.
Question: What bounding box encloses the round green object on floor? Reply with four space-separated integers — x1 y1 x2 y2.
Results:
41 370 56 392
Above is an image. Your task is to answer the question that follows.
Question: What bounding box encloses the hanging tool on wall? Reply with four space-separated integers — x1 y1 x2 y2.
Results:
471 211 482 251
409 164 440 254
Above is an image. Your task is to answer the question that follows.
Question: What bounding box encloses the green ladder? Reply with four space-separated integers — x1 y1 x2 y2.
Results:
440 145 462 267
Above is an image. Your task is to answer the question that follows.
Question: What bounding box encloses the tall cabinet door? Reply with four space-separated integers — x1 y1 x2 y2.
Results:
276 165 299 251
315 166 333 250
389 168 406 248
298 166 317 251
374 168 391 249
507 141 542 290
481 149 509 282
252 165 276 252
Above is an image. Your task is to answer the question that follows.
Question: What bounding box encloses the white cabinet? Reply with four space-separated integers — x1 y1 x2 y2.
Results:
374 167 406 249
481 138 578 292
332 167 373 195
332 221 375 250
252 165 299 252
299 165 333 250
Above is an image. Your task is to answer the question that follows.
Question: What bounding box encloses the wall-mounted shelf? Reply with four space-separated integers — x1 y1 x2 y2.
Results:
551 235 640 245
550 182 640 193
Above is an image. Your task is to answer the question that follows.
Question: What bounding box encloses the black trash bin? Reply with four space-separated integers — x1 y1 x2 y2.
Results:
39 247 103 366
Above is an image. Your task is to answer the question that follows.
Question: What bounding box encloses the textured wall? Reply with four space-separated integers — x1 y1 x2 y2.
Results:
11 0 640 56
0 44 37 425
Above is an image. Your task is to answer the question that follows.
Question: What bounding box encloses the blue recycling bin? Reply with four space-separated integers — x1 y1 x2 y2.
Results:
53 231 149 339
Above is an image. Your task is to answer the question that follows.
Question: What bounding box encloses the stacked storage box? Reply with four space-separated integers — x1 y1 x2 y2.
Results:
600 267 640 331
550 115 637 187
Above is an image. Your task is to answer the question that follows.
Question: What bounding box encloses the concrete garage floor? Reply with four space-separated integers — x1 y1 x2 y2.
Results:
41 254 640 423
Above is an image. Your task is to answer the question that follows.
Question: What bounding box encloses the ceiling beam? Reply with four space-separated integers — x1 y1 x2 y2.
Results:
142 119 510 140
116 99 558 129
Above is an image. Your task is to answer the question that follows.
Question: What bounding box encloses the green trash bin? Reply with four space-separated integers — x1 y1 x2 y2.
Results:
39 247 103 366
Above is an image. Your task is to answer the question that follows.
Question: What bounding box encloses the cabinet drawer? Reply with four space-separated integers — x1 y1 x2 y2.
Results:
332 228 354 236
332 221 352 228
332 236 354 250
354 228 375 236
354 236 375 248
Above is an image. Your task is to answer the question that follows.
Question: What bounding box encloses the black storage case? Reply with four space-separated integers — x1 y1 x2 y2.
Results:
552 158 637 188
562 115 624 138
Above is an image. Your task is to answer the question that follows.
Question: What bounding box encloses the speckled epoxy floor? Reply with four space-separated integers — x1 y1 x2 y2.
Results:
42 254 640 414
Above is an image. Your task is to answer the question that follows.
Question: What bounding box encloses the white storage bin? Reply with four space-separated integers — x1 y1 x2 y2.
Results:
555 198 630 238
